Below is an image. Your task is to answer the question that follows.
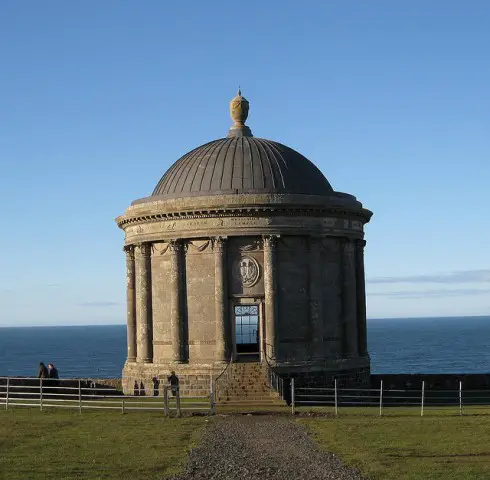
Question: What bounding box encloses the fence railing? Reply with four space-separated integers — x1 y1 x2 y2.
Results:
291 379 490 416
0 377 211 416
3 377 490 417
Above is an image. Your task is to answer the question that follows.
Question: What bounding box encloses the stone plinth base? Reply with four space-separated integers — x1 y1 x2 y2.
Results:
273 355 371 388
123 361 228 396
123 356 370 396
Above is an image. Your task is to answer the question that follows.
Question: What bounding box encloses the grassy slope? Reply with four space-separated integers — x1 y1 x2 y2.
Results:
302 412 490 480
0 409 206 480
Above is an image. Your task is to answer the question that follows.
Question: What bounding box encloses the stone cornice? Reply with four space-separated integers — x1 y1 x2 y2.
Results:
116 205 372 229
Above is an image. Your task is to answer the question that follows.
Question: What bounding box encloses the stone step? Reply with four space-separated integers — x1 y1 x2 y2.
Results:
215 401 285 406
216 390 278 397
215 399 286 406
218 389 272 395
214 362 285 405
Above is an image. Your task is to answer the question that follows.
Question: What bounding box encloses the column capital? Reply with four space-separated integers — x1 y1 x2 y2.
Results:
356 239 367 249
123 245 135 259
263 234 279 250
212 236 227 252
135 243 152 257
342 238 355 254
169 239 184 254
308 236 322 249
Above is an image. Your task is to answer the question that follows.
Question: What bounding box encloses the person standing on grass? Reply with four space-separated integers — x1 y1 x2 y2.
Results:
38 362 48 378
167 371 179 396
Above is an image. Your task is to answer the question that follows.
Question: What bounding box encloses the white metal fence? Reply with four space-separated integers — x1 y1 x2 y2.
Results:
291 378 490 415
0 377 212 416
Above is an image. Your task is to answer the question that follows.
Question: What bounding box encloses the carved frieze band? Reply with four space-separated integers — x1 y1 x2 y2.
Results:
239 239 261 252
152 242 170 255
188 239 212 252
117 207 371 228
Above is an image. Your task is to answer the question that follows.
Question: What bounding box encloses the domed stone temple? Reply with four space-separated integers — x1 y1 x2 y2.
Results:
116 91 373 395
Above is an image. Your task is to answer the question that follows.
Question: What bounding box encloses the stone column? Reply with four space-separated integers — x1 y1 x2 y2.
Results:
135 243 153 363
263 235 278 361
341 238 358 357
169 240 184 363
214 237 228 362
355 239 368 356
309 236 323 359
124 246 137 362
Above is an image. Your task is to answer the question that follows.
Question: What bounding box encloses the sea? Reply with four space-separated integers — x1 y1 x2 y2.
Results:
0 316 489 378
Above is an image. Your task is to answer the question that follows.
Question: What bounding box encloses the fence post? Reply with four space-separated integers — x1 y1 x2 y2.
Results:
164 386 169 416
78 380 82 414
210 377 215 416
459 381 462 416
421 381 425 417
176 389 182 417
334 379 338 416
291 377 295 415
40 378 43 412
379 380 383 417
5 378 9 411
121 397 125 414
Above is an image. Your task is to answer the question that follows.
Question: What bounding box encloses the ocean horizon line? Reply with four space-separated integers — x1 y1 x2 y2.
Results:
1 314 489 329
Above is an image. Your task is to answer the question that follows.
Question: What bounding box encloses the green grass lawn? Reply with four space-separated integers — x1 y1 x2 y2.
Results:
0 409 206 480
302 410 490 479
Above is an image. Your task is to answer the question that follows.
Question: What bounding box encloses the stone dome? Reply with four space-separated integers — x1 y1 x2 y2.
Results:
149 89 334 200
152 136 334 199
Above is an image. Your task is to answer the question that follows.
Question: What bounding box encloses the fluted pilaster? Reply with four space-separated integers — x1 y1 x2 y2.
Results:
169 240 184 363
263 235 278 361
135 243 152 363
124 246 137 362
341 238 358 357
214 237 228 362
356 239 368 356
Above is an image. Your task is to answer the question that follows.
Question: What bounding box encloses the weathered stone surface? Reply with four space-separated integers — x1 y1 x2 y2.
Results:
117 101 373 396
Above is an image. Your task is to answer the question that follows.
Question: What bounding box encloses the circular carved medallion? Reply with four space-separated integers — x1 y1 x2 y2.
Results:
239 255 260 287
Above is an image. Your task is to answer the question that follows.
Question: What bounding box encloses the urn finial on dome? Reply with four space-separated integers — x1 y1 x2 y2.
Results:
228 88 253 137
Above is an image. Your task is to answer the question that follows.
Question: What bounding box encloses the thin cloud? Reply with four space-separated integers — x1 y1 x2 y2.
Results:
78 301 120 308
46 283 60 288
368 288 490 299
368 269 490 285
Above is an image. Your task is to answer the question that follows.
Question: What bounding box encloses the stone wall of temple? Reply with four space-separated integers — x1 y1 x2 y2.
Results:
227 237 264 296
277 236 310 362
321 238 343 358
119 193 372 394
151 244 172 361
186 239 216 362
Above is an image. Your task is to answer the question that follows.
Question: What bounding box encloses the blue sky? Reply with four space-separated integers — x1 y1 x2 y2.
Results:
1 1 489 326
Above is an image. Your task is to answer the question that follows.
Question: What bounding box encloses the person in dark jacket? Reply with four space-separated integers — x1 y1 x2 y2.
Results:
38 362 48 378
167 371 179 397
48 363 59 379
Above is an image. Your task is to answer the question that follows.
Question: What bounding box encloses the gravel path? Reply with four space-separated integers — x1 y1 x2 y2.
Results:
169 415 364 480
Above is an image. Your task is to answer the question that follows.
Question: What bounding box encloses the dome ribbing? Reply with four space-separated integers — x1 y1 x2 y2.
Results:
151 136 334 199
